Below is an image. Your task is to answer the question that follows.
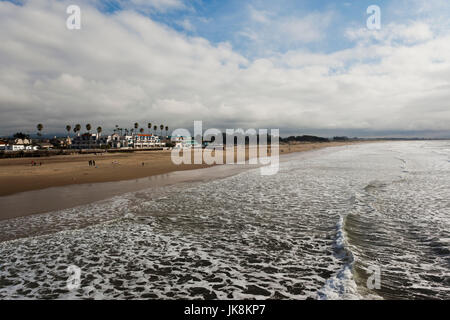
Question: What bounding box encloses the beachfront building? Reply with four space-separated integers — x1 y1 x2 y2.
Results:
133 134 164 149
171 136 201 149
0 137 61 151
0 138 41 151
0 140 8 150
4 138 34 151
69 132 166 150
7 144 35 151
71 133 109 149
10 144 25 151
50 137 71 148
171 136 184 148
109 133 134 149
110 133 125 148
37 142 54 150
16 138 32 145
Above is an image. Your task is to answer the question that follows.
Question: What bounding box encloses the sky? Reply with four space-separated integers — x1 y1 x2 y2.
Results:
0 0 450 137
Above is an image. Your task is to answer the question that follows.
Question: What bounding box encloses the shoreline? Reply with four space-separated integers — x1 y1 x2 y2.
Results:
0 142 358 197
0 142 368 221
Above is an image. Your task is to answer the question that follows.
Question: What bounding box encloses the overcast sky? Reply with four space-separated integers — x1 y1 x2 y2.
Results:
1 0 450 137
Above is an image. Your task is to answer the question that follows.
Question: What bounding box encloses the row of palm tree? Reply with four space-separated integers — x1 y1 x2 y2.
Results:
64 124 102 137
36 122 169 138
130 123 169 137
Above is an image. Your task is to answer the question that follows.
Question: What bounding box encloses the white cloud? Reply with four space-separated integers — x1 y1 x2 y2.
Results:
278 13 333 43
242 6 334 53
248 6 270 24
176 18 195 32
115 0 186 13
346 21 433 44
0 0 450 136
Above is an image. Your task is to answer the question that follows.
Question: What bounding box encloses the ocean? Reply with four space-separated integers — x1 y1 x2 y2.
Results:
0 141 449 299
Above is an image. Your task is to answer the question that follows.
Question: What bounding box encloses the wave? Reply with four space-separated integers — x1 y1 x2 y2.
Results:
316 215 361 300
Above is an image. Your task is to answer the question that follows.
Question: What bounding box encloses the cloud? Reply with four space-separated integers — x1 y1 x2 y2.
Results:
248 6 270 24
240 6 334 55
176 18 195 32
101 0 186 13
346 21 434 45
278 12 333 43
130 0 185 11
0 0 450 137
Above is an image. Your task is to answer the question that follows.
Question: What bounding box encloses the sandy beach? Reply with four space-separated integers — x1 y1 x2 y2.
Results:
0 142 357 197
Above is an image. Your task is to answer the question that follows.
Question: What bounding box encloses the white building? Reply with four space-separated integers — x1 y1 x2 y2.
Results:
0 137 39 151
9 144 25 151
133 134 165 149
4 138 33 151
109 133 134 149
14 138 31 145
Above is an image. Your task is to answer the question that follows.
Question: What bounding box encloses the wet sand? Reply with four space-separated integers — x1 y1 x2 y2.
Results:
0 151 211 197
0 142 362 220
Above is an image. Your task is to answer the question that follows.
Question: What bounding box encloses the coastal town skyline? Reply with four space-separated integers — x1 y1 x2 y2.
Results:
3 121 450 140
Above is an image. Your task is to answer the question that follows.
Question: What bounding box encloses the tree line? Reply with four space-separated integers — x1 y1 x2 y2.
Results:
33 123 170 138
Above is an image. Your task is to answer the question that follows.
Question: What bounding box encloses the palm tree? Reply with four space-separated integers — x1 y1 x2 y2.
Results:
153 125 157 135
147 123 152 134
86 123 91 134
97 126 102 137
66 125 71 137
139 128 144 134
160 124 164 136
165 126 169 137
134 123 139 132
75 124 81 136
36 123 43 137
